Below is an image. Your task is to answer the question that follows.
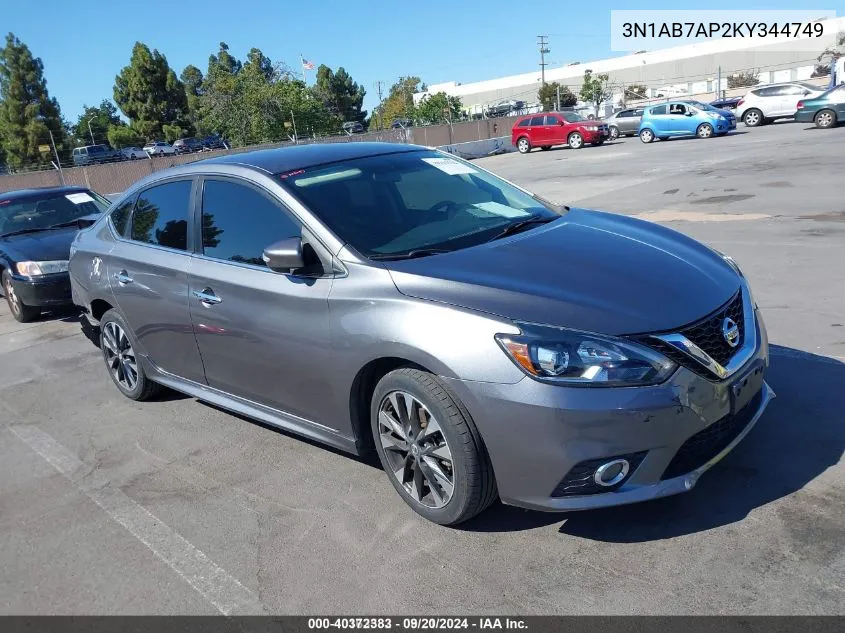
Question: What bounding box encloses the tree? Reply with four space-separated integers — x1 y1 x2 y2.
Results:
180 64 204 134
579 69 612 117
72 100 123 146
312 65 367 123
415 92 462 124
370 76 422 130
727 71 760 89
0 33 66 169
107 125 143 148
538 82 577 111
113 42 191 141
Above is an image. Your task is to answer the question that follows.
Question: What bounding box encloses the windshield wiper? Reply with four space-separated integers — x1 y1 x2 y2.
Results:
0 226 58 238
48 219 86 229
487 215 556 242
370 248 452 261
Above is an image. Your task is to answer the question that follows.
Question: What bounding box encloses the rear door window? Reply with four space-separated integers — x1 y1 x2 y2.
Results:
130 180 192 251
529 116 544 126
543 115 559 125
517 119 531 127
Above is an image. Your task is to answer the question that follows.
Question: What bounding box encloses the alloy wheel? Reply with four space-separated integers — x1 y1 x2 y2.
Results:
609 126 619 140
697 123 713 138
4 277 20 316
378 390 455 508
744 110 761 126
517 138 530 153
569 133 583 149
640 129 654 143
102 321 138 391
816 111 834 129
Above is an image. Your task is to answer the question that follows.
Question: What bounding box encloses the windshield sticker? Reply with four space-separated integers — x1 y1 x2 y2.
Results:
279 169 305 180
421 157 477 175
65 192 95 204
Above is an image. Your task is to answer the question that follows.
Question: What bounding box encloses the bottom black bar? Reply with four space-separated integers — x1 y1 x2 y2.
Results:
0 616 840 633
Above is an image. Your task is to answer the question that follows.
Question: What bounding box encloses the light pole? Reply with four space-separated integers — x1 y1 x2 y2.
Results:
87 117 96 145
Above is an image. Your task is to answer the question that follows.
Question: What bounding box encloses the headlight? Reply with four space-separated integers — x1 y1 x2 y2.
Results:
586 125 598 131
706 112 723 120
15 260 69 276
495 325 676 387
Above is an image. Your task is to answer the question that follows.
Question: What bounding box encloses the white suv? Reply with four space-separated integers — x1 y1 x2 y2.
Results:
736 82 826 127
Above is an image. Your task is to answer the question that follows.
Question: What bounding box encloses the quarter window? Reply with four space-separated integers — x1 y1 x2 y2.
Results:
544 115 559 125
130 180 192 251
201 180 300 267
110 195 135 237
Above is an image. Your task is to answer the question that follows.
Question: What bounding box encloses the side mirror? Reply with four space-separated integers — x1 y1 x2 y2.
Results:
262 237 304 273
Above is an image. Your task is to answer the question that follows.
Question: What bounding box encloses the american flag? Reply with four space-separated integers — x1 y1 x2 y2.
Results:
301 58 315 70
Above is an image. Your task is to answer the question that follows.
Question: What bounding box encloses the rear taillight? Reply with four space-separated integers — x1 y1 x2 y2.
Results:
796 100 804 110
737 99 744 107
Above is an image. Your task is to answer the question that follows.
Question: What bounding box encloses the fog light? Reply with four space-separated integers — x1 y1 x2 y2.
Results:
593 459 630 487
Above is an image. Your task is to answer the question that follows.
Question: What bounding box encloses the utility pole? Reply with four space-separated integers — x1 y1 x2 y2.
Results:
717 66 722 100
556 84 561 111
48 129 65 185
374 80 385 129
538 35 550 86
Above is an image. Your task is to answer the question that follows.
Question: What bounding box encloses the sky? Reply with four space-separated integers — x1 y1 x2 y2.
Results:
1 0 840 122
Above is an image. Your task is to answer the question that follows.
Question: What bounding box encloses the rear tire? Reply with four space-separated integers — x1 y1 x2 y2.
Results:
2 270 40 323
639 128 654 143
814 109 836 129
516 137 531 154
743 108 763 127
99 309 163 401
371 367 497 526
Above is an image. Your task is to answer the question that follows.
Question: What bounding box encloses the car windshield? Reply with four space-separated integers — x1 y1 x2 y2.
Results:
0 190 110 236
563 112 587 122
283 150 562 258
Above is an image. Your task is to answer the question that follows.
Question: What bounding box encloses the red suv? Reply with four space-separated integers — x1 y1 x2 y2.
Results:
512 111 610 153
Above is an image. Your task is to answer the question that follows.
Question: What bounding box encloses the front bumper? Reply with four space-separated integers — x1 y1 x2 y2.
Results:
582 128 609 142
9 272 72 307
442 308 773 512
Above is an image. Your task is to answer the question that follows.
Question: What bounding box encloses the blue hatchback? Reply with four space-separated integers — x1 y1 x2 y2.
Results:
638 100 736 143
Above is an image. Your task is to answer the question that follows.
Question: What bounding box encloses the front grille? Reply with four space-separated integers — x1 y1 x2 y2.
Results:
634 291 746 378
679 291 744 366
661 388 763 480
551 451 647 497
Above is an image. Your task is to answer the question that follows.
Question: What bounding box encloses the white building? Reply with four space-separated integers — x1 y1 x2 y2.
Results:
415 16 845 117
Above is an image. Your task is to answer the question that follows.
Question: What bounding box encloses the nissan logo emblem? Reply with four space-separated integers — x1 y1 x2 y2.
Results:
722 317 740 348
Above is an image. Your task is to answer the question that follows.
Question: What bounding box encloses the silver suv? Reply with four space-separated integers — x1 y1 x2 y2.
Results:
69 143 773 525
736 82 826 126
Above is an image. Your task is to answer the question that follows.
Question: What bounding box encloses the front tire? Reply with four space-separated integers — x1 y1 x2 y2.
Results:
568 132 584 149
743 108 763 127
697 123 714 138
371 367 497 526
516 137 531 154
815 109 836 129
99 309 163 401
639 128 654 143
2 271 40 323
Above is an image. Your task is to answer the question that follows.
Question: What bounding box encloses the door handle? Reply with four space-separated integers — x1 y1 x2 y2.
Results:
192 288 222 306
113 271 133 285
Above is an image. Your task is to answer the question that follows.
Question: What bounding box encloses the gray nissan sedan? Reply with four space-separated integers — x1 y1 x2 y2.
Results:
69 143 774 525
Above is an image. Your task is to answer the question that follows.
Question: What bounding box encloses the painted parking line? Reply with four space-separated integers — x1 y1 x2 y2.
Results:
9 424 265 616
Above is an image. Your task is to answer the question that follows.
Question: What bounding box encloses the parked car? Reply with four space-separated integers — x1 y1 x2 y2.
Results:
512 111 610 153
68 143 772 525
709 96 742 110
200 135 228 150
390 119 412 129
72 144 124 166
1 185 110 322
735 82 826 127
486 100 525 118
121 146 147 160
342 121 365 135
173 138 204 154
604 108 644 139
795 83 845 129
143 141 176 157
638 101 735 143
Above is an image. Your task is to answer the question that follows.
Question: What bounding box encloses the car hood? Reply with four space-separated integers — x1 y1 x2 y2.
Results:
0 221 93 263
384 208 740 335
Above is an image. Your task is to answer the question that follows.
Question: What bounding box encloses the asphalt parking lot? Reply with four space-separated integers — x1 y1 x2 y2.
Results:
1 120 843 615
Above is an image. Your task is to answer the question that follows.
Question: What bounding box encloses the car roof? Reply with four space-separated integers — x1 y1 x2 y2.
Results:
0 185 89 202
196 142 425 174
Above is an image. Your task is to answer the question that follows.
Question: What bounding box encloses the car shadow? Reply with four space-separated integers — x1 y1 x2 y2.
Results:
655 130 748 142
461 345 843 535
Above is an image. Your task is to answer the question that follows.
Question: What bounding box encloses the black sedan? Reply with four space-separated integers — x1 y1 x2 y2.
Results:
0 185 109 322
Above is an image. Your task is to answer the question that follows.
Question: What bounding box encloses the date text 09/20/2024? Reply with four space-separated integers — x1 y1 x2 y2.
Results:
307 617 527 630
